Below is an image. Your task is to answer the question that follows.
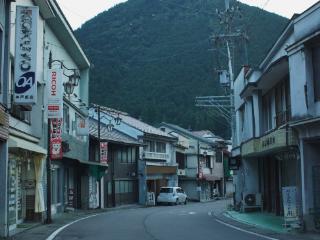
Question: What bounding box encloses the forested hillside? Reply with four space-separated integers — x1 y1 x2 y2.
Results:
75 0 288 138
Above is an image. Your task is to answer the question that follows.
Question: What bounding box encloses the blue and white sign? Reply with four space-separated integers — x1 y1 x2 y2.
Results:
14 6 39 105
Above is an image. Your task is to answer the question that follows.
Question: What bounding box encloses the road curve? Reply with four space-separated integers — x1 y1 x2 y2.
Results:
53 201 272 240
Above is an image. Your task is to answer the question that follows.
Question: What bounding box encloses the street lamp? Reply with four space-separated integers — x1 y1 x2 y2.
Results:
46 51 80 224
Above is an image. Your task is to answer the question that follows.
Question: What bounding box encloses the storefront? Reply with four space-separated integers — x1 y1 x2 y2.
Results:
292 120 320 230
146 165 178 198
240 127 299 216
8 136 46 232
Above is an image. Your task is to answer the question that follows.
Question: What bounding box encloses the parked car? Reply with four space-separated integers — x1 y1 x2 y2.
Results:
157 187 187 205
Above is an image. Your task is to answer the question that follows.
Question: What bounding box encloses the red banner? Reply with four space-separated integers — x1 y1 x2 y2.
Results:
50 118 63 159
100 142 108 164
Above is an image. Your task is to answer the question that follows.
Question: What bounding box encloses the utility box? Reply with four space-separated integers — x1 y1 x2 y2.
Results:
218 70 230 87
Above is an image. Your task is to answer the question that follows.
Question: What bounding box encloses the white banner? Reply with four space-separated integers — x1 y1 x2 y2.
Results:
14 6 39 105
76 117 89 136
47 69 63 118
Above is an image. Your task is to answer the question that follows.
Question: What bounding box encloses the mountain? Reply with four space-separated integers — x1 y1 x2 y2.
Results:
75 0 288 138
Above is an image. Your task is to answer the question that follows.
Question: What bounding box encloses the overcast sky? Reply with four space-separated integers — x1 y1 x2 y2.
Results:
56 0 319 30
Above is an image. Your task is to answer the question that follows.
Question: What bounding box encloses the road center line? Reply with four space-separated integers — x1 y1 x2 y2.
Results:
215 219 280 240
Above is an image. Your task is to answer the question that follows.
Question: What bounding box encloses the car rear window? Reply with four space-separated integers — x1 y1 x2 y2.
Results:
160 188 173 193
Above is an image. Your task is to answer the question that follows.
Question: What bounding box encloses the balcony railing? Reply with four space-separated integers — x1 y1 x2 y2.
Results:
144 151 169 161
275 108 291 127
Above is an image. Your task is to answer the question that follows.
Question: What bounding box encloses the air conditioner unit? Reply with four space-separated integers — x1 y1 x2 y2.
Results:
241 193 262 212
177 169 186 176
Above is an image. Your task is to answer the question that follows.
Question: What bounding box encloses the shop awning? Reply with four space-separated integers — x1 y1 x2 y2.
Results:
77 159 108 168
9 136 47 155
203 174 221 182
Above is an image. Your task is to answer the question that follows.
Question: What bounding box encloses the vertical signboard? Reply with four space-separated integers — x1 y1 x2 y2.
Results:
50 119 63 160
282 186 299 225
14 6 39 105
100 142 108 164
47 69 63 118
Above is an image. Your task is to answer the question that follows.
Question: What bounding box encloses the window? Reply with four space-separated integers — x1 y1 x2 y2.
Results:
131 147 136 163
216 150 222 163
205 156 211 168
160 187 173 193
63 104 70 133
156 142 166 153
262 91 273 132
0 27 3 93
275 78 290 126
122 147 127 163
313 45 320 100
176 152 186 169
150 141 155 152
11 104 31 123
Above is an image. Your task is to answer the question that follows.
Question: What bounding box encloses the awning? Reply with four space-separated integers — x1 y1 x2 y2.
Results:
77 159 108 168
146 165 177 175
203 174 221 182
9 136 47 155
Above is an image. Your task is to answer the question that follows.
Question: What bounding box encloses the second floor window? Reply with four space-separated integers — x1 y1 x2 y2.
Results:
262 91 273 133
313 45 320 101
63 104 70 133
118 146 137 164
144 140 166 153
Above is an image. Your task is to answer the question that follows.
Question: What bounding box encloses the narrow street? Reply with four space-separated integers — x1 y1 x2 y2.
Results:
54 201 269 240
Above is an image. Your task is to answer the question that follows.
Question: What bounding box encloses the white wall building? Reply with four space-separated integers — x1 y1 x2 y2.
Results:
6 0 90 235
232 1 320 231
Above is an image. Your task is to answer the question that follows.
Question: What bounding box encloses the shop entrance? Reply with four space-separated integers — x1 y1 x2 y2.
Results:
312 165 320 229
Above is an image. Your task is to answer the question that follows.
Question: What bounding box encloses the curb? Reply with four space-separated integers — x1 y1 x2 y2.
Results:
213 210 319 240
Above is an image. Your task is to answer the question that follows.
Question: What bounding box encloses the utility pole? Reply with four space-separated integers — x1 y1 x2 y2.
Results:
195 0 248 143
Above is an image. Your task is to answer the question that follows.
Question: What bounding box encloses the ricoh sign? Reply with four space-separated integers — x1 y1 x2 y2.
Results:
47 69 63 118
14 6 39 105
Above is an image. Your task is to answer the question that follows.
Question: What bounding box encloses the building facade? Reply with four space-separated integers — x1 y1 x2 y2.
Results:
0 0 12 237
4 0 90 236
159 123 225 202
89 118 141 208
232 1 320 231
89 106 178 205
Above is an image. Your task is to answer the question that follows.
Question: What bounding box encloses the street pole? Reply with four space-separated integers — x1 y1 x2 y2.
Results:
46 52 53 224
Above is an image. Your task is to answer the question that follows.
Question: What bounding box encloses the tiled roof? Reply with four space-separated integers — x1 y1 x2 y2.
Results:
89 119 141 145
160 122 217 145
90 105 174 139
119 114 172 137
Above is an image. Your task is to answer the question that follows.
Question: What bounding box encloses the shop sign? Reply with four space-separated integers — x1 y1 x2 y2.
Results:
67 188 74 208
50 119 63 159
241 128 298 157
47 69 63 118
282 186 299 222
76 117 89 136
100 142 108 164
14 6 39 105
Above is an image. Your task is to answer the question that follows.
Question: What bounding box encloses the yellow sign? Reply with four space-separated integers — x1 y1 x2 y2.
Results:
241 128 298 157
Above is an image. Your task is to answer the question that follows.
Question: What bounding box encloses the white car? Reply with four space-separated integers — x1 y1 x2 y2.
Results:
157 187 187 205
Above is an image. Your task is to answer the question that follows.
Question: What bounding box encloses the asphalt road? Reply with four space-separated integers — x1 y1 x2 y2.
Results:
54 201 271 240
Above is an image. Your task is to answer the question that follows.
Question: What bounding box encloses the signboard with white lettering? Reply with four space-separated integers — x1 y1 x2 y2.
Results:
47 69 63 118
14 6 39 105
